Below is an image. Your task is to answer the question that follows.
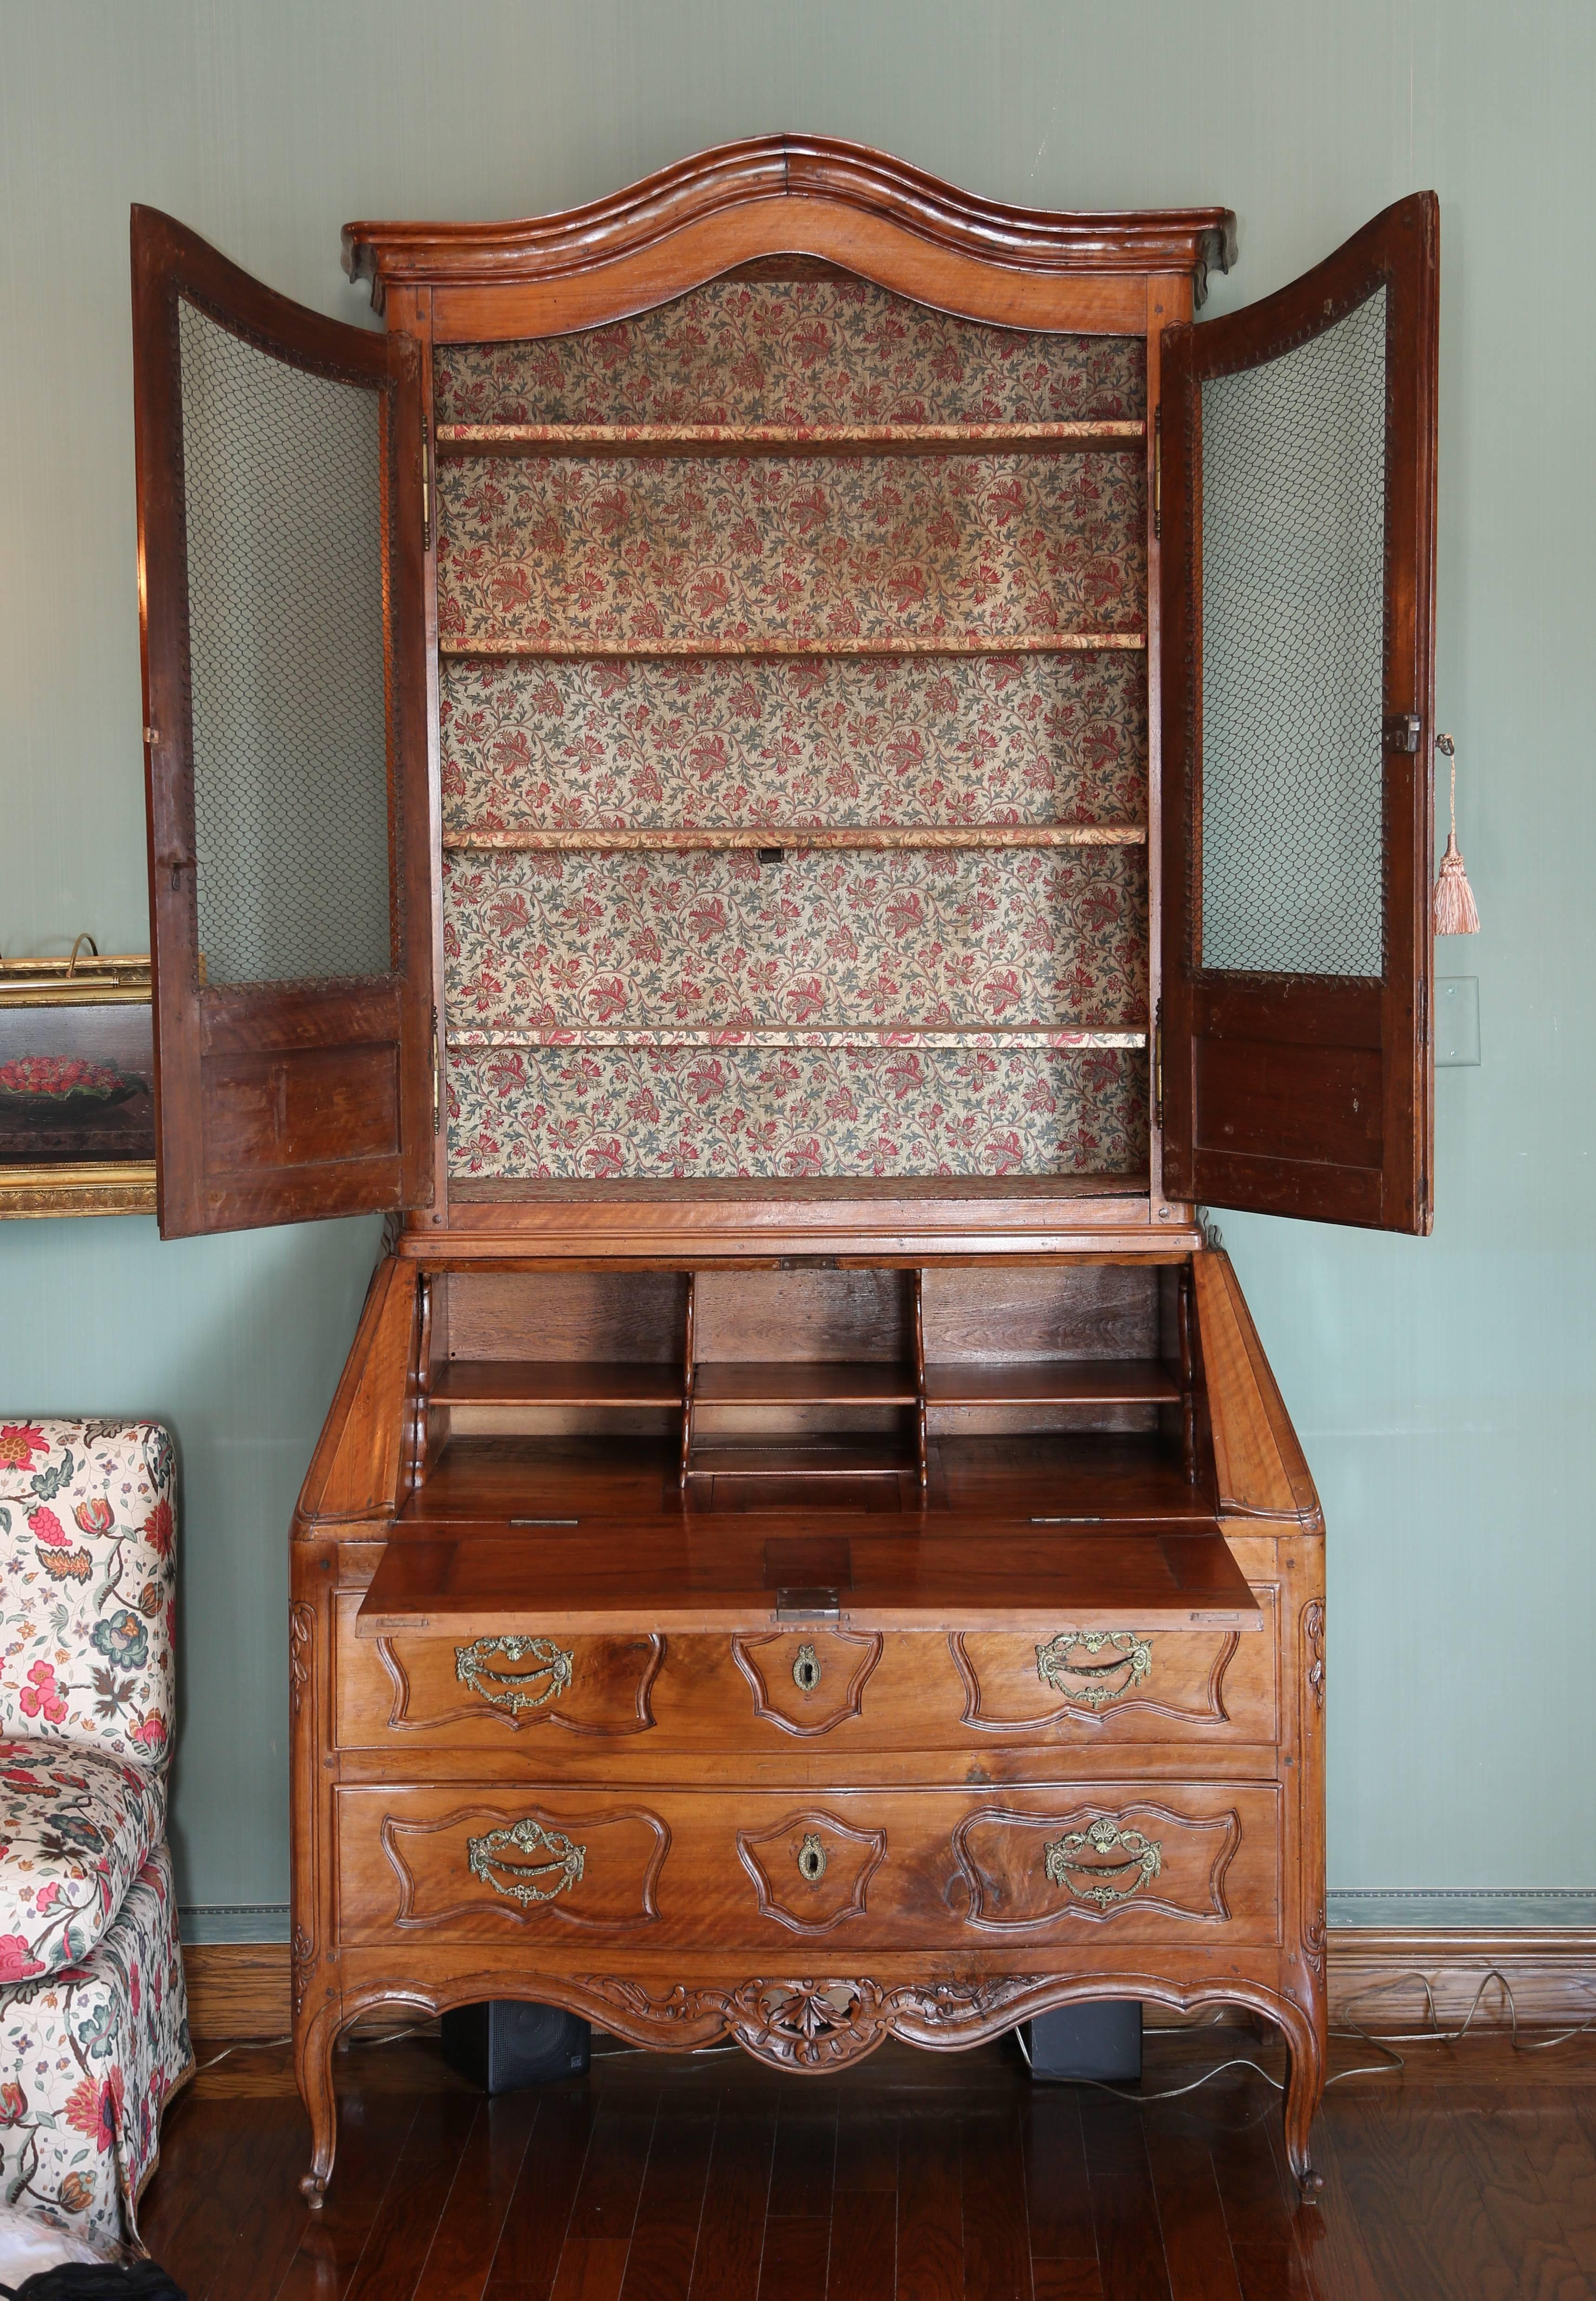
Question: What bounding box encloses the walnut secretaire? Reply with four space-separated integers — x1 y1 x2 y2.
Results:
129 140 1439 2204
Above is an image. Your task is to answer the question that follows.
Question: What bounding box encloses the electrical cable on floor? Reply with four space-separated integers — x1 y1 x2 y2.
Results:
1012 1966 1596 2108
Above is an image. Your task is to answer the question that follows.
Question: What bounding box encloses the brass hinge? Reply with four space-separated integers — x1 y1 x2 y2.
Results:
1383 712 1421 752
1153 406 1162 541
1153 999 1164 1130
421 426 433 553
1417 975 1428 1046
431 1006 440 1136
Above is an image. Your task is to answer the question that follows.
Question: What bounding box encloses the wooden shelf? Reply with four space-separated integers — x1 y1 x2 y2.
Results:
443 823 1147 855
448 1027 1148 1052
441 633 1146 662
694 1361 919 1407
683 1440 916 1481
435 420 1146 460
434 1360 684 1409
924 1359 1181 1408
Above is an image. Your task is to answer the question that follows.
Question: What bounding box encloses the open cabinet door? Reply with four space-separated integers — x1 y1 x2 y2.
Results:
131 207 433 1237
1161 194 1438 1232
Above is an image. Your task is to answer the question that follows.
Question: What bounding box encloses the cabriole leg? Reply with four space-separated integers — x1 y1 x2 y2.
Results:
1277 1993 1326 2205
296 1994 342 2206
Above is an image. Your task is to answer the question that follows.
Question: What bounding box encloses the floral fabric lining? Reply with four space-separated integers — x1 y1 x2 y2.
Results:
440 651 1147 834
437 452 1145 652
444 847 1145 1037
449 1041 1147 1181
0 1842 190 2248
434 279 1145 427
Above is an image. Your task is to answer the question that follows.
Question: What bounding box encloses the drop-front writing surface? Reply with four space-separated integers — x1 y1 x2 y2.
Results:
130 136 1441 2211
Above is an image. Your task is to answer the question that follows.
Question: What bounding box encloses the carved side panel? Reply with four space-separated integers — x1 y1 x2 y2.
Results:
732 1628 883 1737
736 1810 887 1935
372 1801 669 1934
952 1801 1241 1931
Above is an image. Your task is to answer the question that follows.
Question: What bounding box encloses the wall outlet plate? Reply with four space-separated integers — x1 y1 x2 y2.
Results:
1435 975 1480 1066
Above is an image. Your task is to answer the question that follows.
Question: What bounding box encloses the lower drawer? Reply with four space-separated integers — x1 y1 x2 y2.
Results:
334 1780 1281 1951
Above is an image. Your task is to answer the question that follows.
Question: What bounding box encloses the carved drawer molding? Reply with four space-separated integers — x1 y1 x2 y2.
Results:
952 1801 1241 1930
371 1630 664 1736
732 1628 883 1736
736 1808 888 1934
950 1625 1248 1732
375 1800 668 1933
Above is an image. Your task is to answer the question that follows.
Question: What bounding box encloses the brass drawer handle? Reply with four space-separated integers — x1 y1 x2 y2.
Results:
792 1644 822 1694
1036 1630 1152 1709
1044 1817 1163 1908
455 1634 573 1716
467 1817 586 1906
796 1832 828 1884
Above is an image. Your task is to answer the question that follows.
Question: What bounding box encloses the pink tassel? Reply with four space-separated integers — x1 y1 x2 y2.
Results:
1432 735 1479 936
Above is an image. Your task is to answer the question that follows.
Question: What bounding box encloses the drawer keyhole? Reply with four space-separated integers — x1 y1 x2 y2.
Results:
796 1833 828 1884
792 1644 822 1695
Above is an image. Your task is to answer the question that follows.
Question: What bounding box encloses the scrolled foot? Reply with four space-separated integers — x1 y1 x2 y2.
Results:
1294 2163 1325 2208
299 2170 328 2209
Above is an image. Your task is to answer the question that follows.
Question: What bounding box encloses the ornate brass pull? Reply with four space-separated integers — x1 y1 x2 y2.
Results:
1043 1817 1162 1908
1036 1630 1152 1709
467 1816 586 1906
455 1634 573 1716
796 1833 828 1884
792 1644 822 1694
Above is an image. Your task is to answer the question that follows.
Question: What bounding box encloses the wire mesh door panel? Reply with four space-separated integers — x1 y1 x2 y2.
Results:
133 207 430 1237
177 299 397 989
1197 289 1387 980
1160 195 1439 1233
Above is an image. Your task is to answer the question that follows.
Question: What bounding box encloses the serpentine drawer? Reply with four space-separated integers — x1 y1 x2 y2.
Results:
334 1780 1281 1950
334 1603 1278 1752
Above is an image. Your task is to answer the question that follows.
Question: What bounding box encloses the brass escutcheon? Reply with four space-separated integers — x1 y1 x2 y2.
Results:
796 1832 828 1884
455 1634 573 1716
1043 1816 1163 1908
466 1816 586 1906
792 1643 822 1694
1035 1630 1153 1709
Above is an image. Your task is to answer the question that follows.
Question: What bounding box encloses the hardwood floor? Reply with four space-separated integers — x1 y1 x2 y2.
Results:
136 2024 1596 2300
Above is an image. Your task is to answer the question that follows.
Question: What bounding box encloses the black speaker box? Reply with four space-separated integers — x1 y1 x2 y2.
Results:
1023 1999 1143 2083
440 1999 591 2094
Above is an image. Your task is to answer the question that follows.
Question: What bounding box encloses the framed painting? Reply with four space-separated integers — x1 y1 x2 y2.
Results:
0 944 158 1217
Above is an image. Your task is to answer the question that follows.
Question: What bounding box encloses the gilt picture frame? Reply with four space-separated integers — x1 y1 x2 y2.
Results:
0 947 158 1217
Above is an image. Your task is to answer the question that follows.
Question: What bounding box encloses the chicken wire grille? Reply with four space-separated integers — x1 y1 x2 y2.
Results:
177 297 396 986
1197 285 1388 978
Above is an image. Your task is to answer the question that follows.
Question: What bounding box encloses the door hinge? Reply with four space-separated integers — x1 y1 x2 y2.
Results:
1383 712 1421 752
421 425 433 554
1153 999 1164 1130
431 1006 440 1136
1417 974 1428 1047
1153 406 1162 541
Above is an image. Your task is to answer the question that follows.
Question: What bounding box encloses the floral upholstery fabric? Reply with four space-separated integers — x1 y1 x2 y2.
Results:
0 1743 164 1983
0 1420 175 1770
0 1841 190 2249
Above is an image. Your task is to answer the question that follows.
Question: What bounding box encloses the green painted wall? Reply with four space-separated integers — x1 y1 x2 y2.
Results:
1 0 1590 1932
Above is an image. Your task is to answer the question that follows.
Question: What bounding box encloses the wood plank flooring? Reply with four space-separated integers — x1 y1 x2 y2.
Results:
135 2025 1596 2301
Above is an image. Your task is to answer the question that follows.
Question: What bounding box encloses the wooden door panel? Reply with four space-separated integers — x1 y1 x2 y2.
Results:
334 1782 1281 1948
1161 193 1438 1232
131 206 433 1236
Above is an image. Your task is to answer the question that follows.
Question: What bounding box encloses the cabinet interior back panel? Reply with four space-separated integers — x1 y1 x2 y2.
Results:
433 280 1145 427
438 451 1145 652
441 651 1147 833
447 1040 1148 1181
444 846 1146 1034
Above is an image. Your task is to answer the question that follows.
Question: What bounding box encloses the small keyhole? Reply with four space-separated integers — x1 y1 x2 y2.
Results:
797 1834 827 1884
792 1645 821 1694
